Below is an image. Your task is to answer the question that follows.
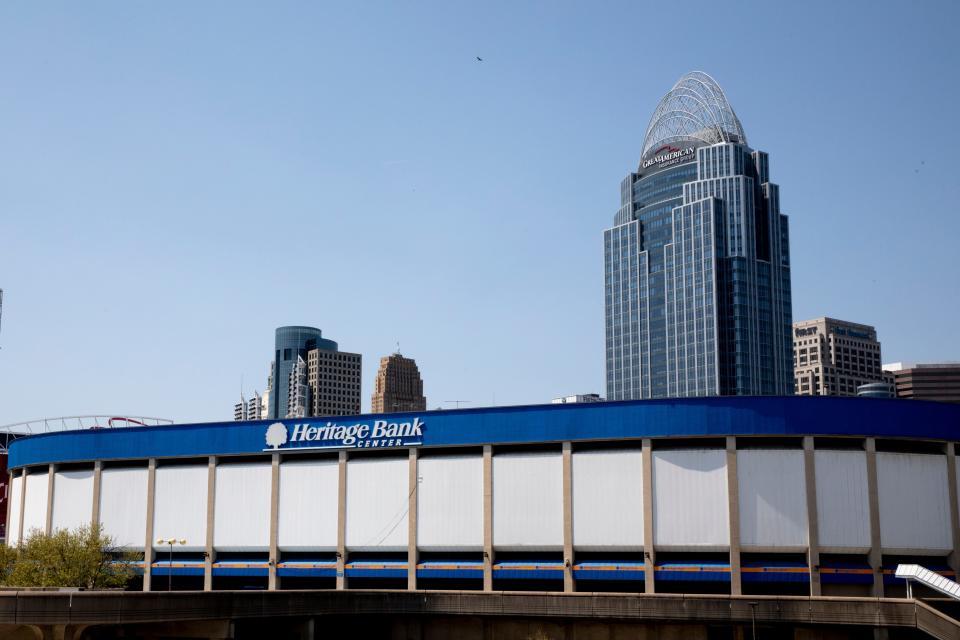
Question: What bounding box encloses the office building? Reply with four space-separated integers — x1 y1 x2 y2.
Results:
269 326 361 419
604 72 793 401
793 317 883 396
371 352 426 413
233 391 265 422
883 362 960 404
551 394 604 404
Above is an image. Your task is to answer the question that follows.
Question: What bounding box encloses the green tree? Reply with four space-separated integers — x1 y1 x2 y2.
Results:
2 523 141 589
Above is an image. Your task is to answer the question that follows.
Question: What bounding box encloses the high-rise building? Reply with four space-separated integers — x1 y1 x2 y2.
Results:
551 394 604 404
883 362 960 404
371 352 426 413
287 356 309 418
604 72 793 400
233 391 266 421
269 326 361 418
793 318 883 396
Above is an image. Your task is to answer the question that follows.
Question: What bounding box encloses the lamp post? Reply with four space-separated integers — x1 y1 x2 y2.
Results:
156 538 187 591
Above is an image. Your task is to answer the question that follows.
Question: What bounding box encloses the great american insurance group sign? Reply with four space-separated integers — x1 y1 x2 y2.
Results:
264 417 425 451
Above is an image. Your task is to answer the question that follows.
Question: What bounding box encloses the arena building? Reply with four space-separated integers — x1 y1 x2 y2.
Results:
6 396 960 598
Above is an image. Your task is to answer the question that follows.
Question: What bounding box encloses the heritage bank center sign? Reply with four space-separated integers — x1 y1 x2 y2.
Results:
264 417 425 451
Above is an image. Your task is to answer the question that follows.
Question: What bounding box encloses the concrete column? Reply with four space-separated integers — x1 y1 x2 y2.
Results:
483 445 493 591
408 448 418 591
865 439 884 597
143 459 157 592
90 461 102 532
803 437 821 596
45 464 55 535
945 443 960 579
5 472 12 544
562 442 574 593
269 453 280 591
17 468 27 546
204 456 216 592
726 436 742 596
641 439 655 593
336 450 347 590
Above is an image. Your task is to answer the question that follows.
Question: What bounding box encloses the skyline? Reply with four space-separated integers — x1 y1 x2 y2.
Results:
2 1 959 423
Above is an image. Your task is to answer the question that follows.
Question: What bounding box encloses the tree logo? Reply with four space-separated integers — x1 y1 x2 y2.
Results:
265 422 288 450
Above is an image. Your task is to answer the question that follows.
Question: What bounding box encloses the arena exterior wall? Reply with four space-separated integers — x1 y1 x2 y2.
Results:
6 396 960 597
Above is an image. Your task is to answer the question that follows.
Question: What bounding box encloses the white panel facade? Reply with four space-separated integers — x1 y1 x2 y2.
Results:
346 457 409 551
814 450 870 549
99 467 148 548
8 475 22 545
493 452 562 549
278 460 339 550
418 455 483 551
154 465 208 552
21 472 49 538
877 452 951 551
738 450 807 547
214 463 271 550
572 450 643 550
654 449 729 548
51 470 94 533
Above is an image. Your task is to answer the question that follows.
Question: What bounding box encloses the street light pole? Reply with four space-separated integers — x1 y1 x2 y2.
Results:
156 538 186 591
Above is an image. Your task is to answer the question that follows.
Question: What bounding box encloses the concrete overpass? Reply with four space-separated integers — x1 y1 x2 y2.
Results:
1 590 959 639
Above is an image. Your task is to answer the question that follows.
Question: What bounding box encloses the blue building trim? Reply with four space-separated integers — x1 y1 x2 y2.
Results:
8 396 960 469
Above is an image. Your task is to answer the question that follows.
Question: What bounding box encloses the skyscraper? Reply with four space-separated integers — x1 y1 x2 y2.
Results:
371 352 426 413
604 72 793 400
269 326 362 418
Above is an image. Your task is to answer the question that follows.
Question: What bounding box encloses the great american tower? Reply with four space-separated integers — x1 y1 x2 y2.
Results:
604 72 793 400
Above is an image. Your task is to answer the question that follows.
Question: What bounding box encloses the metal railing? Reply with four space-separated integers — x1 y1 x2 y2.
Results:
0 415 174 451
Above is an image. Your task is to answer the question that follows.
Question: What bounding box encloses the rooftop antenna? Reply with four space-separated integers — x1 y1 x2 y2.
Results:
444 400 471 409
396 340 401 355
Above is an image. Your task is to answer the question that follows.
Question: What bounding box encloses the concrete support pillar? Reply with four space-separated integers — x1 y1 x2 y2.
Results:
483 445 493 591
269 453 280 591
90 461 102 532
4 472 12 545
803 437 821 596
408 448 418 591
726 436 742 596
45 464 55 535
336 450 347 590
562 442 574 593
204 456 216 592
143 459 157 592
17 468 27 546
945 443 960 579
641 439 655 593
865 438 884 597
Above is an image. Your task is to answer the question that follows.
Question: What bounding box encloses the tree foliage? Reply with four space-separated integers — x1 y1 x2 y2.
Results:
1 523 141 589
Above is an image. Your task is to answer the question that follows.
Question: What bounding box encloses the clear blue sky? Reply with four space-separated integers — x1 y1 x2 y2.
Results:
1 1 958 424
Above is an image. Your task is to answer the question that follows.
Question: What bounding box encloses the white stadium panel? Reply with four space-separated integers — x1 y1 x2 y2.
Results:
738 450 807 547
278 459 339 551
346 457 409 551
214 463 271 550
51 469 94 533
417 455 483 551
100 467 148 549
654 449 729 548
7 474 22 545
877 452 951 551
493 452 562 550
814 450 870 549
154 465 208 552
572 450 643 550
21 472 50 538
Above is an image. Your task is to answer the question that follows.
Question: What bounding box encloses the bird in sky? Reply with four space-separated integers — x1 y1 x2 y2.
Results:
476 56 483 62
